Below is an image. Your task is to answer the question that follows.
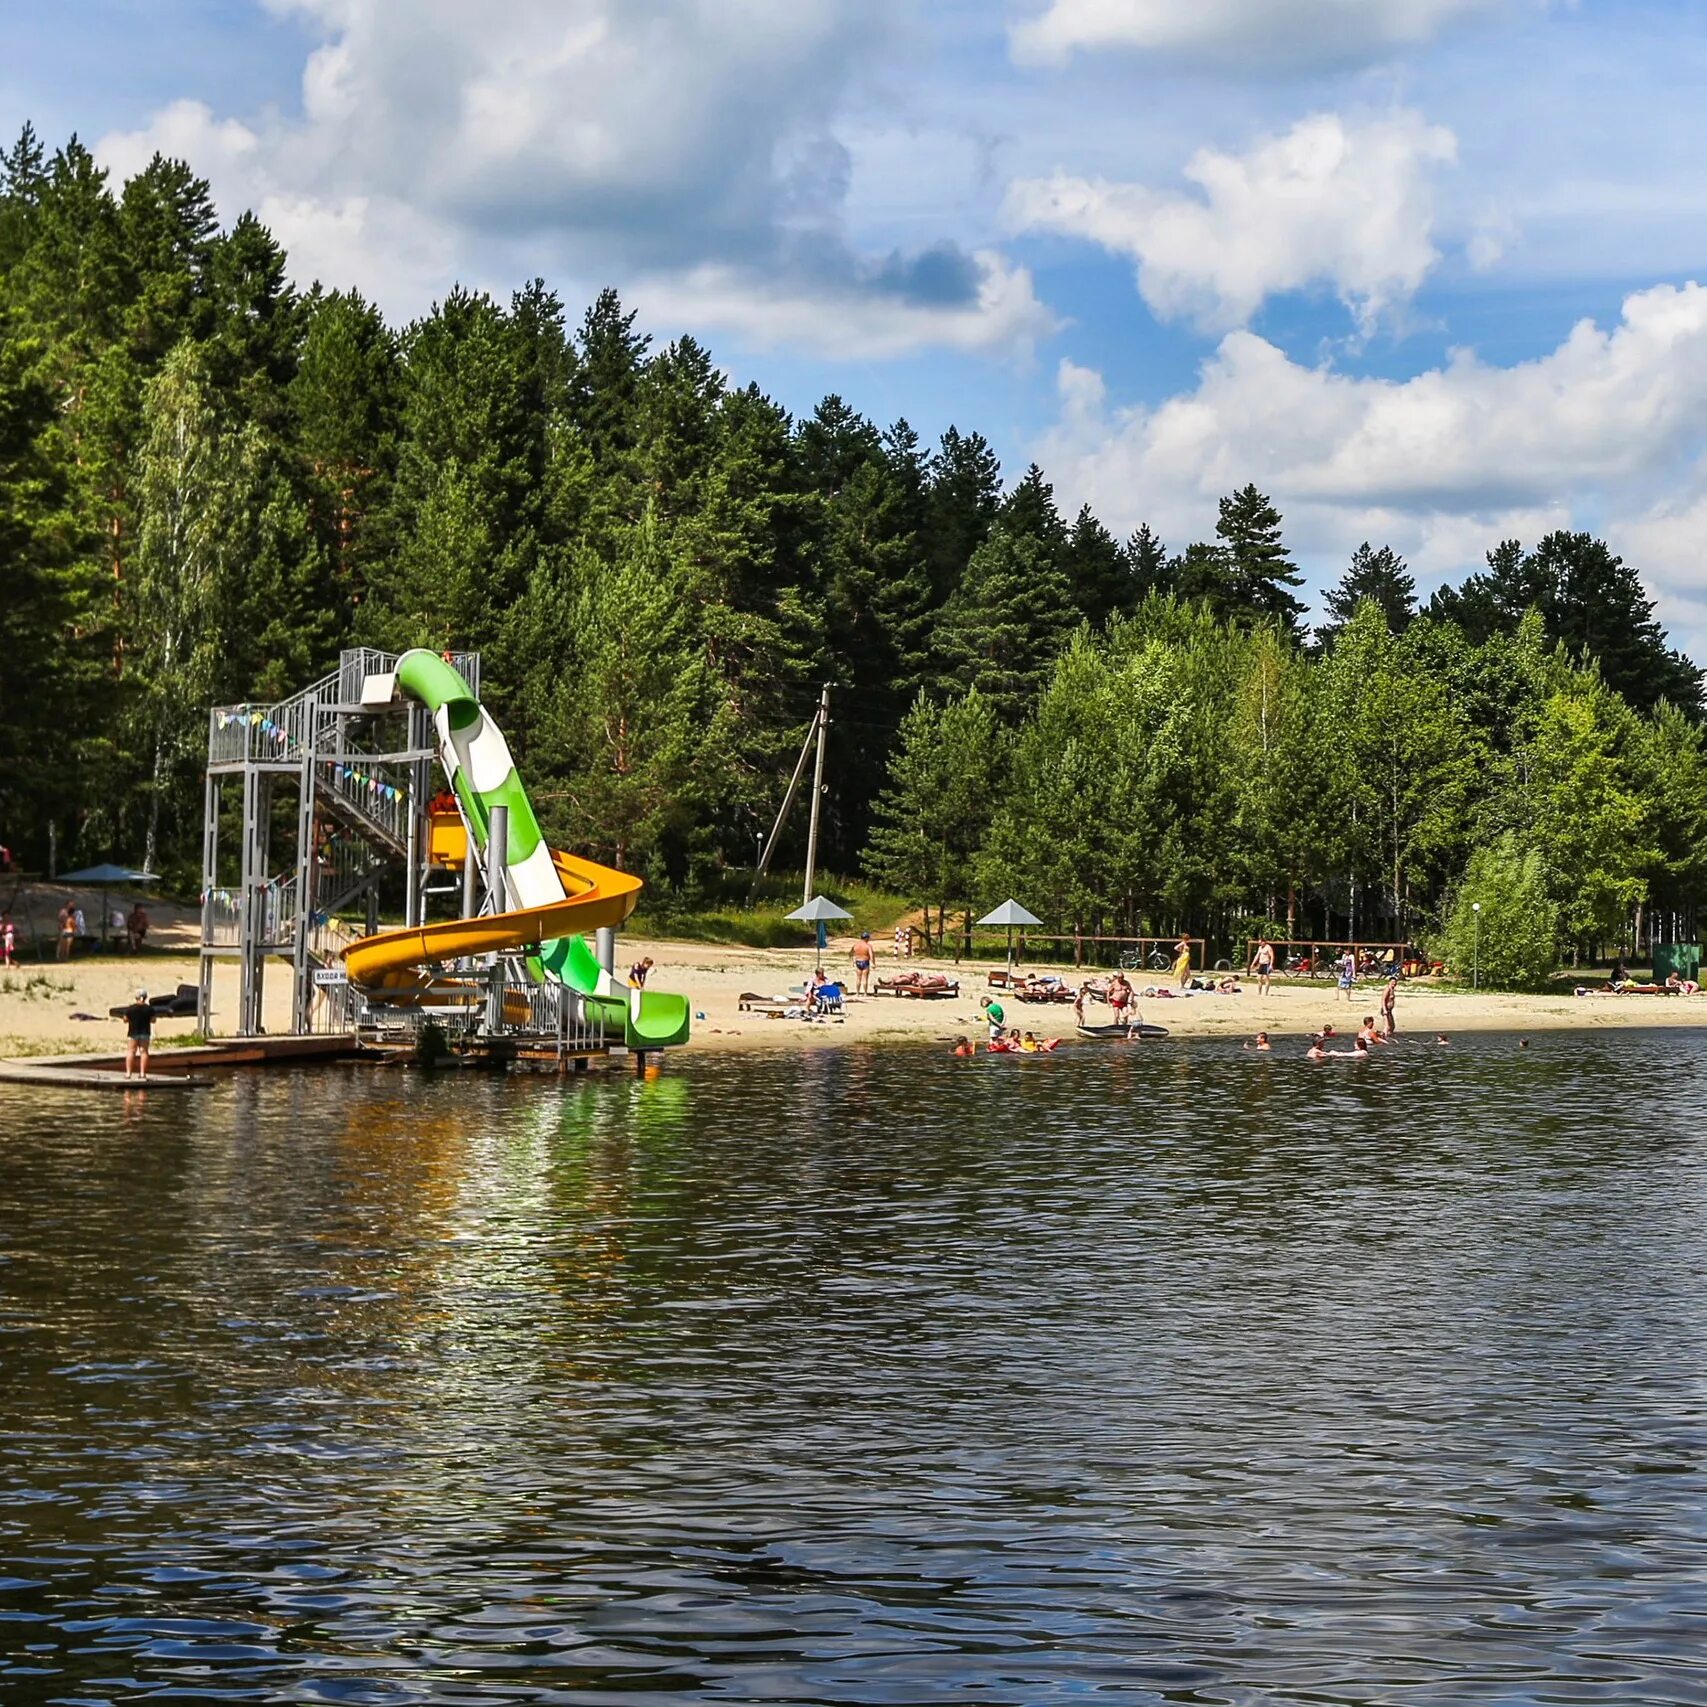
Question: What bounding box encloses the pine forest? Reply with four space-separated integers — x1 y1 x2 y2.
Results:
4 127 1706 984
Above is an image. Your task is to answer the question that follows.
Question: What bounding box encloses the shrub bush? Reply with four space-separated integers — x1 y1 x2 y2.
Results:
1437 835 1560 991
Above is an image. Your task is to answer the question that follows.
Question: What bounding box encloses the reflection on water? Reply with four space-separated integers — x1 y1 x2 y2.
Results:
1 1033 1705 1703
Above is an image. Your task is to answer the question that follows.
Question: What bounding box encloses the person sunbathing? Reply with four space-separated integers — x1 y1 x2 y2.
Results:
1665 973 1700 994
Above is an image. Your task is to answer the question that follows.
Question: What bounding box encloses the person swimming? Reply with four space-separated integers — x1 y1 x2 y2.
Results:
952 1036 976 1057
1245 1031 1271 1050
1435 1033 1451 1046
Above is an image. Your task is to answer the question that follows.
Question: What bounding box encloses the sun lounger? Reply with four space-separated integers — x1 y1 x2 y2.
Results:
875 972 959 999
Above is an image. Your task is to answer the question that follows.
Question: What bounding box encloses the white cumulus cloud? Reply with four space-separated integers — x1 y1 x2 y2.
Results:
1011 0 1512 71
1007 111 1459 333
1036 282 1707 622
95 0 1048 357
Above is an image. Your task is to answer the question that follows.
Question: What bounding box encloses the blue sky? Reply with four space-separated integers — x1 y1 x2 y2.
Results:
7 0 1707 644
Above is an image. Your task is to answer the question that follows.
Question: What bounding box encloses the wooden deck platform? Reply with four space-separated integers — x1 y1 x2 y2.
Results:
0 1033 364 1091
0 1060 211 1090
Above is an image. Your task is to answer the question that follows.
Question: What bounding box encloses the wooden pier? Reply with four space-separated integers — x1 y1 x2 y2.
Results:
0 1032 365 1091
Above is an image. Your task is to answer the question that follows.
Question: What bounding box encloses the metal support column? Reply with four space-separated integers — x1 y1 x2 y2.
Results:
198 772 219 1032
237 763 263 1035
485 806 508 1034
291 743 317 1034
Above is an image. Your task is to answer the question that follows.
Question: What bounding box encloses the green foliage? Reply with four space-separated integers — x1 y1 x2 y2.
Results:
1439 836 1561 990
1429 531 1702 713
865 689 1008 939
1318 542 1415 644
1216 483 1307 633
936 527 1075 717
1 116 1704 974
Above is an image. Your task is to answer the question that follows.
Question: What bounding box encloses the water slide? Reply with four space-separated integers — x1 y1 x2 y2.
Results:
341 650 691 1049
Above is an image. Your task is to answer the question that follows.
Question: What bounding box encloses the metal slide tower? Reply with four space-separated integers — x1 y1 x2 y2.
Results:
199 647 477 1037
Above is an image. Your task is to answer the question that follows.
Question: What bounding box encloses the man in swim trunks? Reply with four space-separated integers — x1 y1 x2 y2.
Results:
1252 937 1275 994
849 930 875 994
1381 974 1398 1036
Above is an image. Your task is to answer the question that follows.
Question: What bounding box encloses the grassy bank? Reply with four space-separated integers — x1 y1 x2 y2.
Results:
626 873 914 949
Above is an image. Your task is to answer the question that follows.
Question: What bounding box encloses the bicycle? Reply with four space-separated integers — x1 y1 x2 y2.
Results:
1118 946 1172 972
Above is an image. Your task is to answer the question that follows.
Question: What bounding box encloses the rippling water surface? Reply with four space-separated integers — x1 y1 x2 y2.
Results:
2 1032 1705 1704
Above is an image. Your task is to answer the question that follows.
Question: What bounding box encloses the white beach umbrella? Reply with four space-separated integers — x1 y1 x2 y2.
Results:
785 895 853 969
976 899 1043 974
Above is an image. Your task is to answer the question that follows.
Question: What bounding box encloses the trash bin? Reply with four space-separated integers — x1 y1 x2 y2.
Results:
1652 943 1701 982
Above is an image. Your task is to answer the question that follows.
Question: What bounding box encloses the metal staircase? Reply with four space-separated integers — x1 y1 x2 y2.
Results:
201 648 478 1035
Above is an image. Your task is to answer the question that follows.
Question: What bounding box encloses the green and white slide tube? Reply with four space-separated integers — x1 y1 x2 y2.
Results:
389 648 689 1047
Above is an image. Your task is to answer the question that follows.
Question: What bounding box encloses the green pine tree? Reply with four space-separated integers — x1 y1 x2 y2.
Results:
935 526 1076 720
1318 542 1416 645
1215 483 1306 633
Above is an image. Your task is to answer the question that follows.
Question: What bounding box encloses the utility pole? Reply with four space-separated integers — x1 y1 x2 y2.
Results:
802 683 830 904
752 696 821 895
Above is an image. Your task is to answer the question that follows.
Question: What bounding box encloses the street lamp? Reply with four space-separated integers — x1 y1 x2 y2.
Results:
1471 901 1481 989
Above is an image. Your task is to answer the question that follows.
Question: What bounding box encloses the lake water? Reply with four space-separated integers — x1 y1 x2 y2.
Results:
1 1033 1705 1704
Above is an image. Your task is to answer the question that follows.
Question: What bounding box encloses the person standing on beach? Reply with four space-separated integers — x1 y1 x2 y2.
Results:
1252 937 1275 995
849 930 876 994
980 995 1006 1043
1173 936 1193 989
0 909 15 967
1338 948 1356 1002
1382 974 1398 1037
56 902 75 961
122 988 154 1080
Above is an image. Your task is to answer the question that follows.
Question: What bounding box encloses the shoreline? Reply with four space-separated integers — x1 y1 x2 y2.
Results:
6 935 1707 1063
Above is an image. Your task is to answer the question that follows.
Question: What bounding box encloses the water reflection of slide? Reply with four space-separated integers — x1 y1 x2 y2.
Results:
342 649 691 1050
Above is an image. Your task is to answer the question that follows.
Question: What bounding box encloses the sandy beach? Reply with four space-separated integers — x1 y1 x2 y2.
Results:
4 903 1705 1060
